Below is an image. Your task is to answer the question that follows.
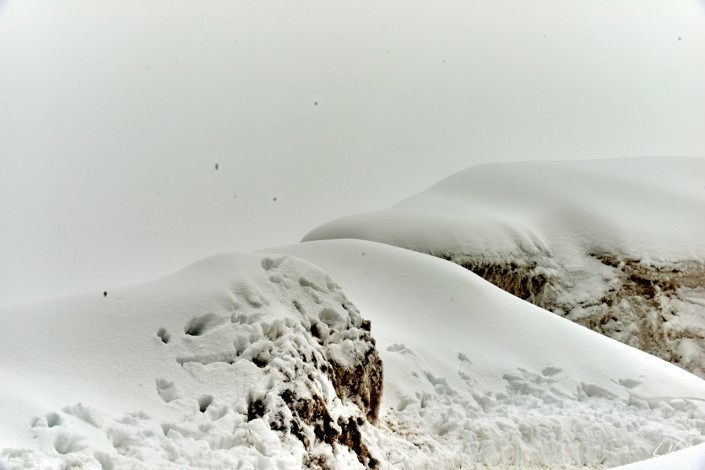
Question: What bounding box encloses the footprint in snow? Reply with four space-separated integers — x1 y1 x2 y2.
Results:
386 343 415 355
457 352 472 364
261 257 286 271
53 432 86 455
46 412 63 428
156 379 180 403
207 404 229 421
184 313 226 336
541 366 563 377
198 395 213 413
157 328 171 344
62 403 103 427
618 378 642 389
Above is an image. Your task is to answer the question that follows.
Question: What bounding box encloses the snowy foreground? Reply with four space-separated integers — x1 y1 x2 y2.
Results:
1 241 705 468
2 158 705 468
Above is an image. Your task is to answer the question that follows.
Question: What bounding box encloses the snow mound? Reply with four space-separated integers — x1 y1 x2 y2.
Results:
271 240 705 468
3 239 705 468
303 157 705 377
0 253 382 469
305 157 705 264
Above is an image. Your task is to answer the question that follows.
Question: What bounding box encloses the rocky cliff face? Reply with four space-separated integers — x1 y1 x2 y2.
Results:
436 250 705 378
301 158 705 379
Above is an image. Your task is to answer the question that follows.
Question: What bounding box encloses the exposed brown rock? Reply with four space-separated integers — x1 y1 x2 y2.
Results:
432 251 705 378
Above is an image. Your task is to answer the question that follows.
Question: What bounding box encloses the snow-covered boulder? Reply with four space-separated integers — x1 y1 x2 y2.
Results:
303 157 705 377
0 253 382 469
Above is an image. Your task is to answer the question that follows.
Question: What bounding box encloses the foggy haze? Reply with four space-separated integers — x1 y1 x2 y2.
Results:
1 0 704 306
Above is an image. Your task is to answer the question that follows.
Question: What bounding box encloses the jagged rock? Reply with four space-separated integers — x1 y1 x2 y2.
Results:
224 256 384 468
434 250 705 378
302 158 705 378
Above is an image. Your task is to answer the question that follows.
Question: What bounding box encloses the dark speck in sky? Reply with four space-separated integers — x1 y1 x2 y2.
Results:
215 163 219 170
273 197 278 202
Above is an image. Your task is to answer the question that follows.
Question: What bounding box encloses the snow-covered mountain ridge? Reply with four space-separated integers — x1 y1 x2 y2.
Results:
3 157 705 468
304 157 705 378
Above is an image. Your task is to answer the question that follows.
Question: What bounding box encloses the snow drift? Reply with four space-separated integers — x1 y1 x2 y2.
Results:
271 240 705 468
0 254 383 469
303 157 705 378
2 241 705 468
3 157 705 468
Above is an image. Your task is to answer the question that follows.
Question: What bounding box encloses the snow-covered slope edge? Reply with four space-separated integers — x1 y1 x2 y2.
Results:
0 253 383 469
303 157 705 378
3 240 705 468
269 240 705 468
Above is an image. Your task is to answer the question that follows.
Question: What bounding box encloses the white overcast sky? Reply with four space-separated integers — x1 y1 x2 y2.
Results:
1 0 704 306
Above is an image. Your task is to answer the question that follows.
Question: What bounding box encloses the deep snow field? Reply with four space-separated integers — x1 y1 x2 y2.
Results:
2 158 705 469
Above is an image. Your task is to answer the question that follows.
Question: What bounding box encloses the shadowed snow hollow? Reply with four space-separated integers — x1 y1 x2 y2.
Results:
303 157 705 378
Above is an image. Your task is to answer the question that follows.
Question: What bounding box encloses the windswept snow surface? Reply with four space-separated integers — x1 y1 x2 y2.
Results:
2 241 705 468
302 157 705 378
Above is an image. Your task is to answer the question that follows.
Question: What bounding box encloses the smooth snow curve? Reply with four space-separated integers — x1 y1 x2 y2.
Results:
270 240 705 468
0 253 383 469
302 157 705 379
3 155 705 468
304 157 705 265
2 241 705 468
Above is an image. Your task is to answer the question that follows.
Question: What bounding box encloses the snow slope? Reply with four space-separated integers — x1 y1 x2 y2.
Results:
303 157 705 377
270 240 705 468
3 241 705 468
3 157 705 468
0 253 383 469
304 157 705 264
